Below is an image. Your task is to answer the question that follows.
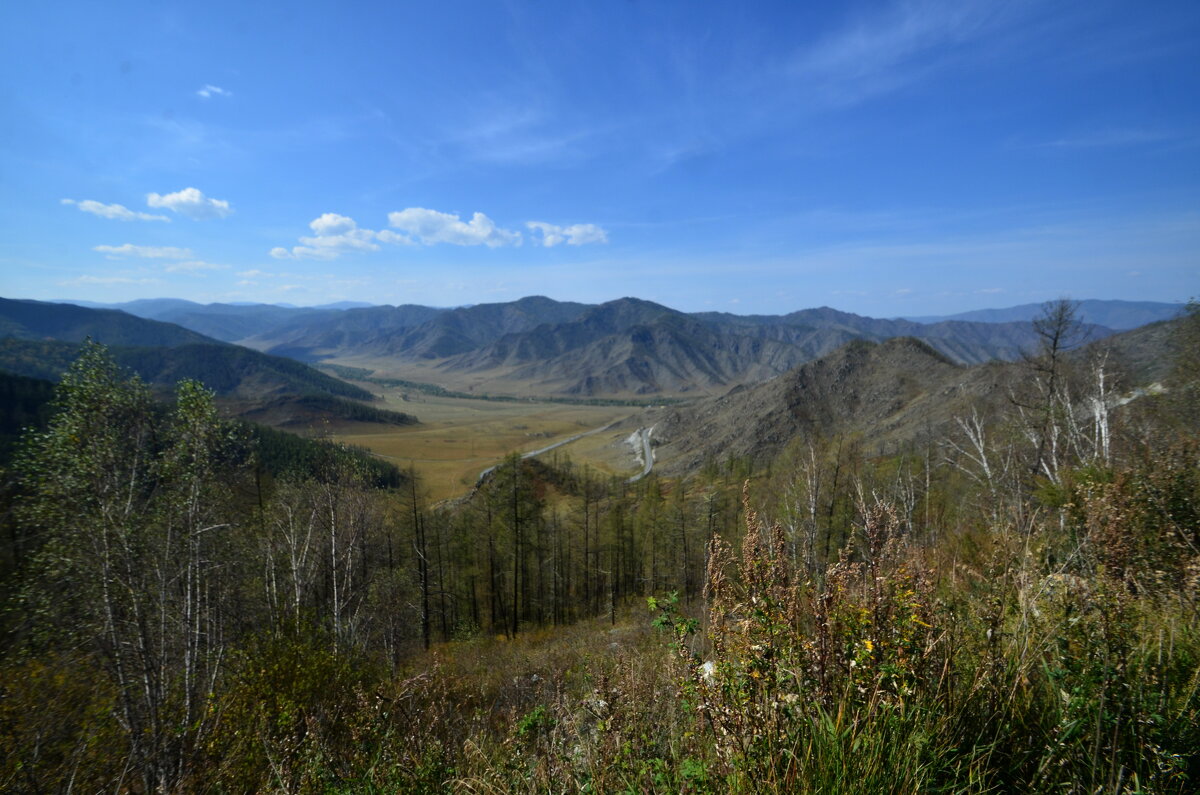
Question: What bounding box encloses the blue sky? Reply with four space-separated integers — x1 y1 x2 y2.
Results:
2 0 1198 316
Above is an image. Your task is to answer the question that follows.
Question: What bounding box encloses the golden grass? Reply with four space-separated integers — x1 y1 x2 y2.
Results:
330 387 642 500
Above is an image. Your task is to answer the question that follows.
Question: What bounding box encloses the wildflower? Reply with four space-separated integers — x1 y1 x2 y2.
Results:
700 661 716 681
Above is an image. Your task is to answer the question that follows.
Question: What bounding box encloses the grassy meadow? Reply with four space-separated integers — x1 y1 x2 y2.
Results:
330 386 640 500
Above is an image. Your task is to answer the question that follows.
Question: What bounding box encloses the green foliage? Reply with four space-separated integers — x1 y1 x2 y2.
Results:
203 627 377 793
7 342 252 790
245 421 405 488
0 370 56 463
516 704 556 739
0 654 125 792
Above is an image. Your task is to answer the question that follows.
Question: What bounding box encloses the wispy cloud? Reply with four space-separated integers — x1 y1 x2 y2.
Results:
61 198 169 222
1036 128 1181 149
94 243 193 259
791 0 1023 105
526 221 608 247
147 187 233 220
443 104 598 166
196 84 232 99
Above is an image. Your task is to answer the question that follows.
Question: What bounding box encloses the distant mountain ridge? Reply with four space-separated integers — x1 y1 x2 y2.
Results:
903 299 1184 330
230 295 1118 396
39 295 1181 397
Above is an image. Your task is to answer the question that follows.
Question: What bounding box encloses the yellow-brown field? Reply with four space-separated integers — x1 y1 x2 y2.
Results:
330 386 647 501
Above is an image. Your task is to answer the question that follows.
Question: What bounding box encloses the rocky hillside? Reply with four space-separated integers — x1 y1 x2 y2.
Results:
643 337 1002 473
640 316 1184 476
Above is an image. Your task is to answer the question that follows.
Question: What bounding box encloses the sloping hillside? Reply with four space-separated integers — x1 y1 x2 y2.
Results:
243 295 585 361
0 297 212 347
642 316 1182 476
645 337 998 473
0 338 376 402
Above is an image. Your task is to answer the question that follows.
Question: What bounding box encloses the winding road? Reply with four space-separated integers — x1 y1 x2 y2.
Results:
476 419 626 485
626 426 655 483
474 419 657 487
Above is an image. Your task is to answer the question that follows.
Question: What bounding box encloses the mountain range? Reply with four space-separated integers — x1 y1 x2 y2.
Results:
232 296 1118 397
32 295 1185 399
902 299 1184 330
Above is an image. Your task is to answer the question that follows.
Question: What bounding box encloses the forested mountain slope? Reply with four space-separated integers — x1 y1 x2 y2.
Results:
0 337 376 402
0 297 213 347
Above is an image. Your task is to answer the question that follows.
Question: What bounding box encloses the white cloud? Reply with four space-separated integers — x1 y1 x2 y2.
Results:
526 221 608 247
62 198 169 222
146 187 233 220
164 260 229 273
271 207 531 259
196 84 231 99
94 243 193 259
387 207 522 247
375 229 414 245
272 213 382 259
308 212 357 236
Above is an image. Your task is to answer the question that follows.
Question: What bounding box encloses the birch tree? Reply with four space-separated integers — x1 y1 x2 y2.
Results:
15 342 243 791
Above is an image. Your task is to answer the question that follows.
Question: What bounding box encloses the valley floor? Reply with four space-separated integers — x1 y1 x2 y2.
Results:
330 387 645 500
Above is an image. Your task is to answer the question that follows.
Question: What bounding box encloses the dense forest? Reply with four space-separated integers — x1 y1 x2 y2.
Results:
1 304 1199 793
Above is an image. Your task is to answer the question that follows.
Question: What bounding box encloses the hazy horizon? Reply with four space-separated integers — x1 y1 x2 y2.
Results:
20 293 1187 326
